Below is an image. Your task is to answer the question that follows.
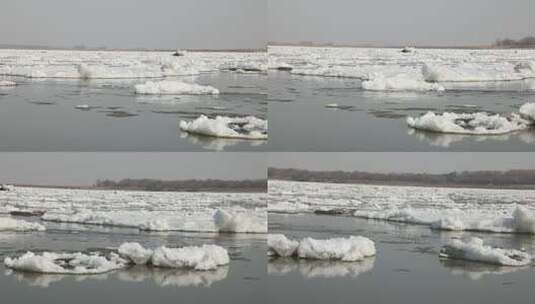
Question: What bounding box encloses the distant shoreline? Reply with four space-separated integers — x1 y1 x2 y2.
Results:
9 183 267 193
269 178 535 191
0 45 266 53
268 43 535 50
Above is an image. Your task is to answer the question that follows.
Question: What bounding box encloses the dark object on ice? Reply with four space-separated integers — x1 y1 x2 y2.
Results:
172 50 186 57
401 47 413 53
103 110 139 118
277 66 293 72
227 67 263 72
0 184 10 191
10 210 46 217
314 208 352 215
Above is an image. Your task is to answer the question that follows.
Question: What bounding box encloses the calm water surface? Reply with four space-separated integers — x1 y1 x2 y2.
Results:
268 213 535 304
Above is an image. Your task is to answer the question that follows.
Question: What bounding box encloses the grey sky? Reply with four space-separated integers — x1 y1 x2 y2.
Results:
269 0 535 46
0 153 266 186
0 0 266 49
269 153 535 174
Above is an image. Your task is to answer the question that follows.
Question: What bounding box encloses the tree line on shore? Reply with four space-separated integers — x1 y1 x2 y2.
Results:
94 178 266 192
269 168 535 189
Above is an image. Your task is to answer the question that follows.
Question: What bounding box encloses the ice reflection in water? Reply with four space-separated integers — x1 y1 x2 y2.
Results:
268 257 375 279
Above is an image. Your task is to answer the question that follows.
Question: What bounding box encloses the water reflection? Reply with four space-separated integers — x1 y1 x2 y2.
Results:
179 132 266 151
268 257 375 279
439 258 529 281
4 266 229 288
408 128 535 147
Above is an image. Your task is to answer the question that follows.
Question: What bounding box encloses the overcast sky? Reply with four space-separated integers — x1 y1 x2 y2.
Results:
0 153 266 186
269 0 535 46
269 153 535 174
0 0 266 49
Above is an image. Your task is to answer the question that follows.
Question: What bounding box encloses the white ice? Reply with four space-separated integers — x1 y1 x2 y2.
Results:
268 233 376 262
268 234 299 257
179 115 268 140
0 80 16 86
118 242 154 265
4 251 129 274
440 237 532 266
298 236 376 262
0 217 46 232
407 111 531 135
362 73 445 92
134 80 219 95
151 245 229 271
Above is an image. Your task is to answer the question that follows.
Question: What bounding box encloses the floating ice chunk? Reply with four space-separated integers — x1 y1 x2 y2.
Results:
4 251 128 274
297 236 376 262
440 238 532 267
134 80 219 95
407 111 531 135
213 209 267 233
519 102 535 121
0 80 16 86
118 242 153 265
512 206 535 233
268 234 299 257
179 115 268 140
0 217 46 232
151 245 229 271
362 73 445 92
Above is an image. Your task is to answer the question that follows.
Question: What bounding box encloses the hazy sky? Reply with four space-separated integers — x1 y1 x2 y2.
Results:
0 0 266 49
269 153 535 174
0 153 266 186
269 0 535 46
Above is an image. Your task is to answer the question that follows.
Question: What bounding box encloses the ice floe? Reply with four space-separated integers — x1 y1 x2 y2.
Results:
362 73 445 92
179 115 268 140
134 80 219 95
0 217 46 232
440 238 532 266
268 234 376 262
151 245 229 271
213 209 268 233
4 251 129 274
407 111 532 135
422 62 535 82
519 102 535 121
118 243 154 265
268 234 300 257
355 206 535 234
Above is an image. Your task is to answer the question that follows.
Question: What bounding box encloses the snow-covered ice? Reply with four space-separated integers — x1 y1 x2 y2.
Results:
0 49 266 79
440 238 532 266
118 243 154 265
519 102 535 121
0 217 46 232
298 236 376 262
269 46 535 86
268 234 299 257
179 115 268 140
0 186 266 234
407 111 532 135
269 180 535 235
4 251 129 274
134 80 219 95
268 233 376 262
151 245 229 271
362 73 445 92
